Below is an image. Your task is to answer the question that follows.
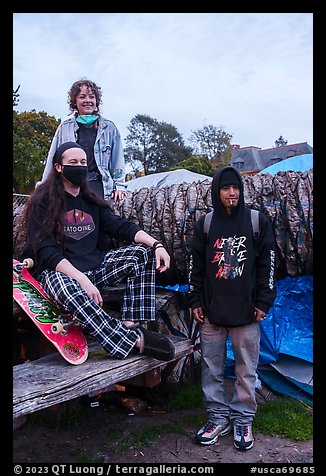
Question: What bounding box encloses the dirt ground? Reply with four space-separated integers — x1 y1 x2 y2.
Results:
13 380 313 465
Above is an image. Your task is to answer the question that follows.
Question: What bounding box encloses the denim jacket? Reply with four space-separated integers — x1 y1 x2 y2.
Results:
38 115 127 200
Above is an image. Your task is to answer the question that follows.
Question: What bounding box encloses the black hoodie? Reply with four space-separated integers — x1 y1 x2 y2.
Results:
22 191 141 277
188 166 277 327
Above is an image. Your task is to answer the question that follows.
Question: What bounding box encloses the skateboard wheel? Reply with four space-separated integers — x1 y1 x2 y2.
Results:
52 322 64 334
23 258 34 269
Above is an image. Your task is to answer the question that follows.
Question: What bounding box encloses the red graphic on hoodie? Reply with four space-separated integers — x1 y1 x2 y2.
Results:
212 235 247 280
63 209 95 240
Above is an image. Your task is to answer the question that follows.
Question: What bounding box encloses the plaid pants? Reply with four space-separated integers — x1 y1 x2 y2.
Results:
40 244 156 359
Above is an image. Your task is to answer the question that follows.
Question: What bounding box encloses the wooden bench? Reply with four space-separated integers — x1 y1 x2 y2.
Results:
13 285 197 420
13 336 193 418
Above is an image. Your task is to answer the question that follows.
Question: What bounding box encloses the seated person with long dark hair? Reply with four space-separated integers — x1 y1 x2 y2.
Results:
21 142 175 361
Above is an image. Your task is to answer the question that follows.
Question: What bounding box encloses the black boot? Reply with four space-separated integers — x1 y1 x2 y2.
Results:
137 326 175 362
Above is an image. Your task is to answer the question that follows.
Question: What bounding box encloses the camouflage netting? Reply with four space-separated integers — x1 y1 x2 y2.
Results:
13 170 313 285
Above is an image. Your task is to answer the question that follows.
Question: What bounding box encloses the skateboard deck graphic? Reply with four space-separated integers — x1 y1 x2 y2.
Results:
13 259 88 365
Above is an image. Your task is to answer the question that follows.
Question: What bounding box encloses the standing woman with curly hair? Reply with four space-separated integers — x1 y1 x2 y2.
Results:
37 78 127 203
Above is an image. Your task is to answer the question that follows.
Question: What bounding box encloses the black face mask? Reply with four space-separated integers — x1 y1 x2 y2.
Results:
62 165 88 186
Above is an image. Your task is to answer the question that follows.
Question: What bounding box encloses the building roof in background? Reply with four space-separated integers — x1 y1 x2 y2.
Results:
126 169 211 191
231 142 313 173
258 153 313 175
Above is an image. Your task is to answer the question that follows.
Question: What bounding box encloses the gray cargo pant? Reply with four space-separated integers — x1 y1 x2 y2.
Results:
200 320 260 426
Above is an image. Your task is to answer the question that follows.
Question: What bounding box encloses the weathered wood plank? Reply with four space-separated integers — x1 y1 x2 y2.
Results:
13 336 193 418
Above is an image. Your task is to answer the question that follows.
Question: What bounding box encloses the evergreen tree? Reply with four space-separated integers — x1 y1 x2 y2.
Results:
124 114 192 174
189 124 232 160
13 110 60 193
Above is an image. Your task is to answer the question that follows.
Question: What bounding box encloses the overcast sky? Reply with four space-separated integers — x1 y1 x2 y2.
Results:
13 12 313 151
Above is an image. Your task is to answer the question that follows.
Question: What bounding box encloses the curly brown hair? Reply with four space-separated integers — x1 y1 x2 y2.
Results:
68 79 102 114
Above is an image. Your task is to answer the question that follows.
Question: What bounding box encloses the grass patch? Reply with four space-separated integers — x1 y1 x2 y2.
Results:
164 384 204 410
179 413 205 428
27 382 312 447
162 383 313 442
254 397 313 441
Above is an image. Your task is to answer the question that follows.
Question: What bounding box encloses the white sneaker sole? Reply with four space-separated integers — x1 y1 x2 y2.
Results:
196 424 232 446
234 440 254 450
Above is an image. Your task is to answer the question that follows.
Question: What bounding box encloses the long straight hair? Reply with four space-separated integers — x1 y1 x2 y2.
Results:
22 168 111 249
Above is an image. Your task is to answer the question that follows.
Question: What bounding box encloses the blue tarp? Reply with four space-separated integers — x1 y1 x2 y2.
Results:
259 275 313 364
258 153 313 175
161 275 313 367
225 275 313 365
226 275 313 401
161 275 313 401
256 364 313 402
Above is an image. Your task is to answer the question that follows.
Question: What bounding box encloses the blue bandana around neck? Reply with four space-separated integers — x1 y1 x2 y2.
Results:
76 115 99 126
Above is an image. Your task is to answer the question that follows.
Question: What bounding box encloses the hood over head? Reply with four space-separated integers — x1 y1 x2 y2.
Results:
211 166 244 214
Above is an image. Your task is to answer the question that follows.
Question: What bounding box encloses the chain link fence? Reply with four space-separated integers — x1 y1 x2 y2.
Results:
13 194 30 208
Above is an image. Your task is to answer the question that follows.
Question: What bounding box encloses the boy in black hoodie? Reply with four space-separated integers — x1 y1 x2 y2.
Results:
21 142 175 363
189 166 276 451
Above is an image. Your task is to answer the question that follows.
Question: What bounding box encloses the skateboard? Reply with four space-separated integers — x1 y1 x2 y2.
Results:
13 258 88 365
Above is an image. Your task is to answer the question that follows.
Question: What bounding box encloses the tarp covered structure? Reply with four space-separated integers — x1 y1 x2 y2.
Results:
256 153 313 402
165 276 313 402
226 275 313 402
14 163 313 401
126 169 211 191
258 153 313 175
119 162 314 401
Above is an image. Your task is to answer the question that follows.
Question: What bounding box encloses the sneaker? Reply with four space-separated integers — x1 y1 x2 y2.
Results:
196 420 231 445
233 424 254 450
137 326 175 362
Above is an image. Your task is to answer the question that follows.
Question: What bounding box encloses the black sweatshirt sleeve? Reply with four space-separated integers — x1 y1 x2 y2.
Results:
254 213 277 313
98 206 141 242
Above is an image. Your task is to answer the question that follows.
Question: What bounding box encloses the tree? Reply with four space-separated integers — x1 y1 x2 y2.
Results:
219 143 233 167
189 124 233 161
171 155 215 176
13 110 60 193
275 135 288 147
124 114 192 175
